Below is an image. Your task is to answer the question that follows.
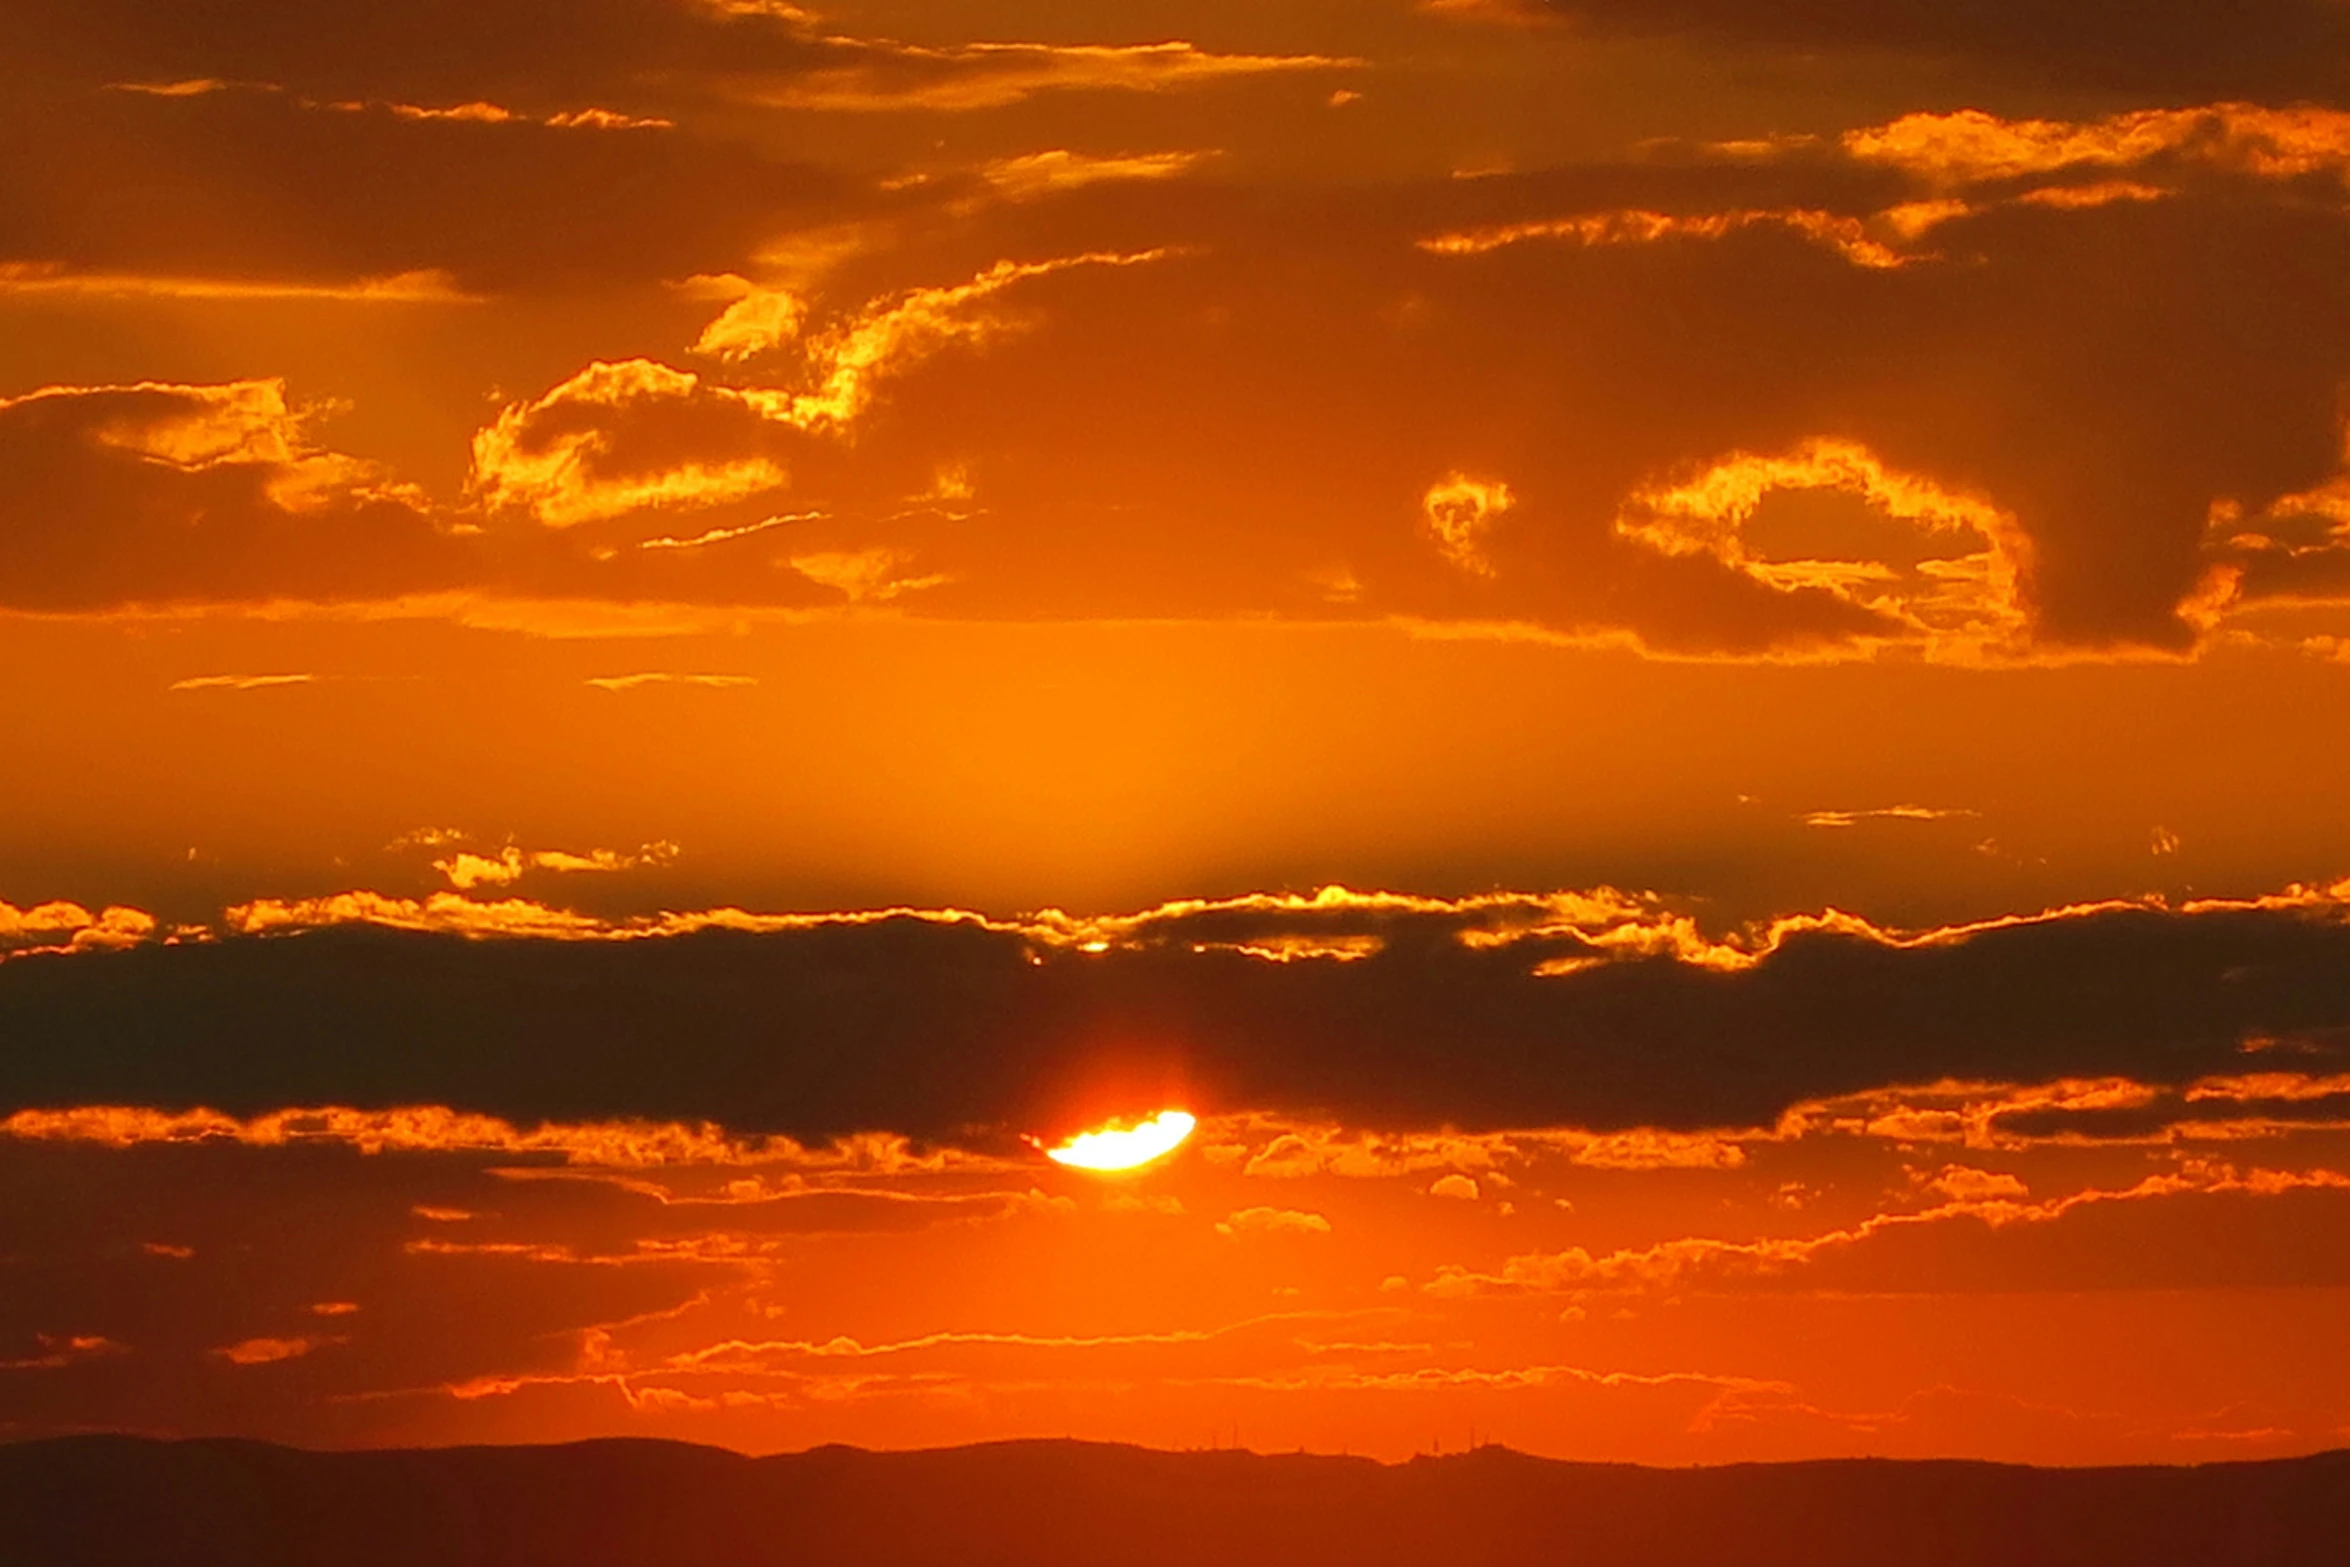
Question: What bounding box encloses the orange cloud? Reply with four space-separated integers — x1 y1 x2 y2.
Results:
0 1334 128 1370
774 249 1172 431
744 40 1357 113
481 251 1169 530
369 100 673 131
1216 1206 1333 1237
787 547 948 604
0 899 157 957
1422 474 1513 575
1429 1161 2350 1298
168 673 317 692
584 672 761 690
431 841 679 891
1613 438 2034 660
1844 104 2350 186
0 377 424 544
0 1103 1004 1174
0 263 476 304
967 149 1210 201
1419 209 1910 270
685 278 808 364
1799 805 1978 829
214 1336 335 1366
468 360 793 528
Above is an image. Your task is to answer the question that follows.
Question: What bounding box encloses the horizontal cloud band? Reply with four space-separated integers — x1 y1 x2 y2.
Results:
2 887 2347 1142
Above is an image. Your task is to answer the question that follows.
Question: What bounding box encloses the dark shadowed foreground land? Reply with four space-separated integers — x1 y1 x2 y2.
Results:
4 1436 2347 1566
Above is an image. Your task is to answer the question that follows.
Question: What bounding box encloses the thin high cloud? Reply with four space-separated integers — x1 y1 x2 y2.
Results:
738 40 1358 113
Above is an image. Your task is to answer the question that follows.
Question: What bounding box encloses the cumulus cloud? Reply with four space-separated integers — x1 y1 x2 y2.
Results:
0 900 156 958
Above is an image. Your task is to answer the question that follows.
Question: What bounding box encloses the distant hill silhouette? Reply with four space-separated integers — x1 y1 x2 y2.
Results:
4 1434 2346 1566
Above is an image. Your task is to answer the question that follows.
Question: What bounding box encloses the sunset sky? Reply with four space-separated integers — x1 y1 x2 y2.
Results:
6 0 2350 1467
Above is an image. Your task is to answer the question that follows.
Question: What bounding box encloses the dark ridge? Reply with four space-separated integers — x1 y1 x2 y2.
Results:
3 1434 2346 1566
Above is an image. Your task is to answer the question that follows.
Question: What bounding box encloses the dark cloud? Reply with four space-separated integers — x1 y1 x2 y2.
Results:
1527 0 2350 98
5 895 2350 1142
0 0 825 109
0 86 854 293
854 172 2350 654
6 112 2350 654
0 1 1351 123
0 382 462 611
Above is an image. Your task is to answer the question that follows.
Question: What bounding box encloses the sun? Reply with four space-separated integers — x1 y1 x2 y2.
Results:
1038 1110 1197 1171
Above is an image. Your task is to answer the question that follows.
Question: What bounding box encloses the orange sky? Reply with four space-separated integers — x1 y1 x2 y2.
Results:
6 0 2350 1466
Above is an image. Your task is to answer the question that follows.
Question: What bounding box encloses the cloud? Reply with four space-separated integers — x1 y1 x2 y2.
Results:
0 900 157 958
1924 1166 2030 1202
967 150 1211 202
775 249 1173 431
472 250 1170 538
1799 805 1979 829
1842 104 2350 189
1427 1160 2350 1299
213 1335 334 1366
1422 474 1513 576
8 881 2350 1142
786 548 946 603
0 1334 127 1370
0 263 476 303
0 1103 995 1175
167 674 317 692
469 361 798 529
584 673 761 691
687 281 810 365
1215 1207 1332 1237
740 40 1356 113
1489 1 2350 96
0 379 459 611
1609 439 2033 659
430 842 678 891
1420 208 1908 270
4 104 2349 655
0 71 852 295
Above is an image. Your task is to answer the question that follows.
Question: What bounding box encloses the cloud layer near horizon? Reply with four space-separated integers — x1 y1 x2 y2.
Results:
6 885 2349 1142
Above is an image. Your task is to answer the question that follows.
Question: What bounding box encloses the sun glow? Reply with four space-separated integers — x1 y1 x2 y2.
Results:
1040 1110 1197 1171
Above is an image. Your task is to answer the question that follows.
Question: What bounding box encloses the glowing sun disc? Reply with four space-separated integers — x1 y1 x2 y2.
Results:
1043 1110 1197 1171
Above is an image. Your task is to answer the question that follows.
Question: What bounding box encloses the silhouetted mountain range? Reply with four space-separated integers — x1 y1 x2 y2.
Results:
4 1434 2346 1565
